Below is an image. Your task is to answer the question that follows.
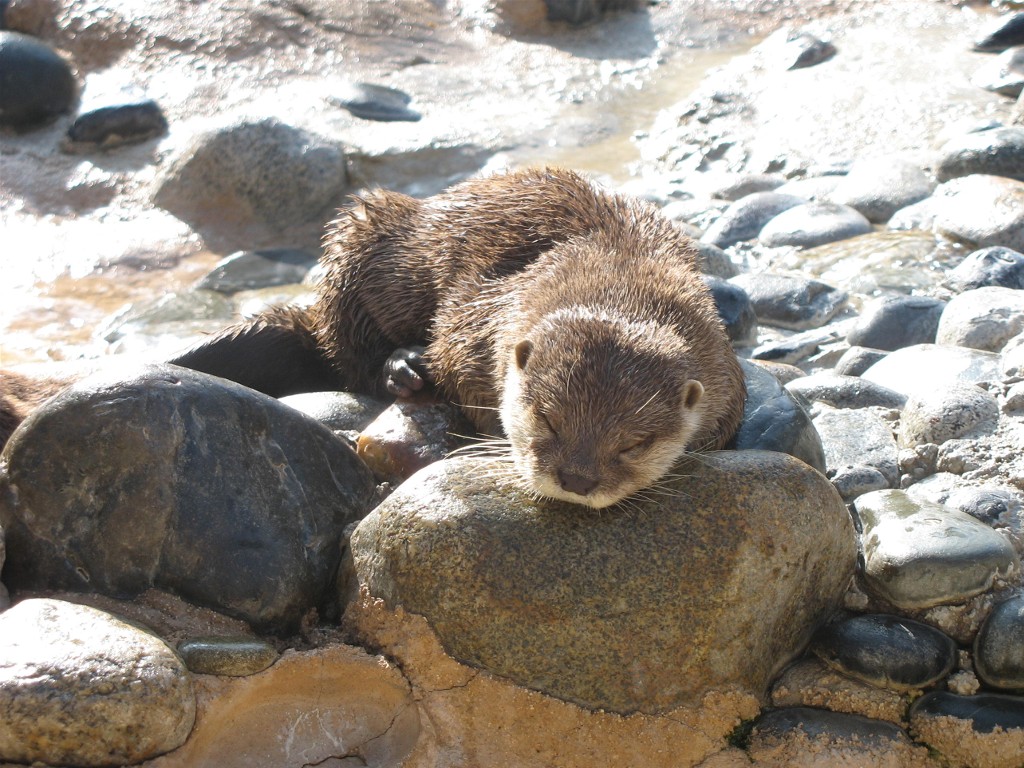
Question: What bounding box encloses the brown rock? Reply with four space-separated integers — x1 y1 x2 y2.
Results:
348 450 857 714
771 657 911 724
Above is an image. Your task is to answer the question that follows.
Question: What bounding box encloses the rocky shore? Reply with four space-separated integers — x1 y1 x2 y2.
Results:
2 1 1024 767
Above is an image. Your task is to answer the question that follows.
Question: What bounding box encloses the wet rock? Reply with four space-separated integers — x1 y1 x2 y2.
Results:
861 343 1004 400
748 707 927 766
729 360 826 473
730 272 847 330
810 613 957 691
936 128 1024 183
974 11 1024 52
947 246 1024 291
153 117 349 232
973 46 1024 97
931 174 1024 251
846 295 946 351
755 27 836 70
814 407 899 499
910 692 1024 768
936 286 1024 352
349 450 856 713
758 202 873 249
64 97 168 150
834 346 888 377
177 636 279 677
279 391 389 433
899 384 1000 447
356 393 474 484
694 240 739 278
0 30 75 129
703 276 757 345
945 485 1023 527
0 363 376 632
700 191 805 248
974 594 1024 690
331 81 420 122
787 372 906 410
750 323 849 366
194 248 318 293
0 598 195 766
770 657 909 725
855 489 1020 610
826 157 935 223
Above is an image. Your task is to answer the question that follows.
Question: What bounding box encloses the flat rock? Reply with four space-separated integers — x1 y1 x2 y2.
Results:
846 295 946 351
349 451 856 714
810 613 957 691
331 81 420 122
0 598 195 766
936 285 1024 352
833 346 888 377
826 157 934 223
855 489 1020 610
861 343 1004 400
910 692 1024 768
700 191 805 248
947 246 1024 291
64 97 168 150
758 202 873 249
729 272 847 330
898 383 1000 447
931 174 1024 251
0 363 376 632
974 594 1024 690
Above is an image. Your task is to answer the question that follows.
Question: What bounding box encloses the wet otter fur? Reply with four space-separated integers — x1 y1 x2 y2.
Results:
5 168 746 508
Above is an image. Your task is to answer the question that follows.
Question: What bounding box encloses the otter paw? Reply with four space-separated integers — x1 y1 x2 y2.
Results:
384 346 431 397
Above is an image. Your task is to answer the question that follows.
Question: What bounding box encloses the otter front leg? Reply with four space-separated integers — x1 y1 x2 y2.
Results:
384 345 433 397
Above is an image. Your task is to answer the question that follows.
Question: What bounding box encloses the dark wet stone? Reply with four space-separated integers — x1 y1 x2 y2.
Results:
911 692 1024 767
846 295 946 351
811 614 956 691
787 372 906 410
750 323 849 366
545 0 641 25
945 486 1022 526
194 248 318 293
912 691 1024 733
730 273 847 331
974 12 1024 53
750 707 911 749
759 202 873 249
700 192 805 248
278 391 389 433
947 246 1024 291
704 276 757 345
350 451 855 713
936 127 1024 183
0 30 75 129
177 636 279 677
0 363 376 633
973 46 1024 97
333 81 420 122
974 594 1024 690
826 158 934 224
833 346 888 377
760 29 836 70
64 98 168 150
728 360 826 473
855 490 1020 609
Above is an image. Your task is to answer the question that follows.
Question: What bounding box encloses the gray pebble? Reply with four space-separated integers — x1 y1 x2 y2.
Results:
787 372 907 410
936 286 1024 352
754 28 837 71
833 346 888 377
899 384 1000 448
936 127 1024 183
694 241 738 278
974 594 1024 690
0 30 76 129
814 407 899 494
700 191 806 248
945 486 1022 526
947 246 1024 291
931 174 1024 251
65 98 168 150
703 276 757 345
279 391 389 433
972 46 1024 97
846 295 946 351
826 157 934 223
177 636 279 677
194 248 318 293
332 81 420 122
830 466 891 501
703 172 786 201
811 613 957 691
759 202 873 249
861 344 1003 400
730 273 847 330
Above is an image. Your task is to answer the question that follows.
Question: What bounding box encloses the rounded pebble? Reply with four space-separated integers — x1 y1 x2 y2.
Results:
700 191 806 248
931 174 1024 251
861 343 1003 400
703 276 757 344
65 98 168 149
177 636 279 677
194 248 318 293
758 202 873 249
974 594 1024 690
786 372 907 410
846 295 945 351
332 81 420 122
948 246 1024 291
0 30 76 129
910 691 1024 768
833 346 888 377
729 272 847 330
936 127 1024 183
898 383 1000 447
936 286 1024 352
826 157 934 223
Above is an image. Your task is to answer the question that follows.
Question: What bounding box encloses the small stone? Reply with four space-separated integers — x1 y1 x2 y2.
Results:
827 157 935 223
770 657 909 724
177 636 279 677
332 81 420 122
947 246 1024 291
973 46 1024 97
0 30 75 129
703 276 757 345
974 11 1024 52
758 202 873 249
194 248 318 293
945 485 1022 527
755 27 836 70
931 175 1024 251
702 172 786 201
694 240 739 278
855 489 1021 610
700 191 805 248
0 598 195 766
1005 381 1024 412
750 325 840 365
899 383 1000 448
786 372 907 410
861 343 1003 400
831 466 891 501
810 613 957 691
814 407 899 498
846 295 946 351
910 692 1024 768
774 174 842 201
64 98 168 150
730 273 847 331
279 391 389 433
936 286 1024 352
974 594 1024 690
834 346 888 377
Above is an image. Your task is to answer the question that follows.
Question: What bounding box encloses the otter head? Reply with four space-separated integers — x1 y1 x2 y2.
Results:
499 307 706 509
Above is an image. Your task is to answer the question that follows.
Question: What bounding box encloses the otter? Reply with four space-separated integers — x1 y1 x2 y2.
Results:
4 168 746 508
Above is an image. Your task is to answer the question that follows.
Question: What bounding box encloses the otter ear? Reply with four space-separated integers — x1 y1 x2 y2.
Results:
681 379 704 410
514 340 533 371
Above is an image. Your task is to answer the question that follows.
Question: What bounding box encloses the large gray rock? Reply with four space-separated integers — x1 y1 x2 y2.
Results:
826 157 935 223
700 191 806 248
0 598 195 766
931 174 1024 251
813 407 899 500
861 343 1004 400
349 451 856 714
0 363 376 632
936 127 1024 182
758 202 873 249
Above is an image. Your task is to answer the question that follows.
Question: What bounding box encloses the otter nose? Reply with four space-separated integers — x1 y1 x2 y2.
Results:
557 469 598 496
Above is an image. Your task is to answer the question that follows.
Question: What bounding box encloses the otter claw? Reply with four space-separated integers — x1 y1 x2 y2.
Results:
384 345 431 397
